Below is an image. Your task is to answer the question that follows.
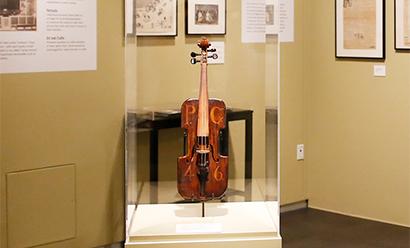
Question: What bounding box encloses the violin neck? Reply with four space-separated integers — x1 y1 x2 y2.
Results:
197 62 209 137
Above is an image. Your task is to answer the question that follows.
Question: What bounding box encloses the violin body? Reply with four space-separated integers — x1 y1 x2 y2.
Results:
178 99 228 201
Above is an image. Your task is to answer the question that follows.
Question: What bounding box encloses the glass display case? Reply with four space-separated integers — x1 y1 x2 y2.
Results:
124 1 280 247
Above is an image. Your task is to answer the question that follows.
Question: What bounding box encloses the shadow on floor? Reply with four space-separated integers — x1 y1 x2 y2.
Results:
280 208 410 248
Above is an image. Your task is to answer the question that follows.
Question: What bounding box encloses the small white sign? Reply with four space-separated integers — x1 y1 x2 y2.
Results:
208 42 225 65
176 223 223 234
374 64 386 77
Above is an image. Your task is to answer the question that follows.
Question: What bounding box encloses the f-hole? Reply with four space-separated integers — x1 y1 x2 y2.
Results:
183 130 188 154
219 129 228 156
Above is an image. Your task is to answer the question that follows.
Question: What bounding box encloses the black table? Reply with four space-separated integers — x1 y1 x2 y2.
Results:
127 108 253 182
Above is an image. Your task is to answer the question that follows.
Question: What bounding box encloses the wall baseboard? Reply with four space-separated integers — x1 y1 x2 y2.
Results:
309 205 410 228
280 200 308 213
99 241 124 248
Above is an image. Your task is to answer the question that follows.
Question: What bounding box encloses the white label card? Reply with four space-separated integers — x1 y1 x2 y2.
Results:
374 64 386 77
176 223 223 234
208 41 224 65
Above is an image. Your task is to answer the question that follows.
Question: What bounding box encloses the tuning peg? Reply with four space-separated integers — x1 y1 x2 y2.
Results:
208 54 218 60
190 58 199 64
207 48 216 53
191 52 200 58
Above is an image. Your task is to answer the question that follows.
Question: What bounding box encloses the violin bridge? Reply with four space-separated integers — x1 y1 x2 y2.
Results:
196 148 210 154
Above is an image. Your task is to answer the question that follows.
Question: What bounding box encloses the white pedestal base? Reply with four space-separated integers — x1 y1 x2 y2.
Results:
126 238 281 248
126 201 281 248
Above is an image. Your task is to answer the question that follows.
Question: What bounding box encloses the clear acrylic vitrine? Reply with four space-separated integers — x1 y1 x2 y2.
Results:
124 1 281 247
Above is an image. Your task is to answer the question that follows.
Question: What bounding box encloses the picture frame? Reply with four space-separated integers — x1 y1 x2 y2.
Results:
395 0 410 50
335 0 385 59
266 0 279 35
136 0 178 37
186 0 226 35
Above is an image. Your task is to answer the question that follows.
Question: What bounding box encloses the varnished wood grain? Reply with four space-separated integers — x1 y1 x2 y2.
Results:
177 99 228 201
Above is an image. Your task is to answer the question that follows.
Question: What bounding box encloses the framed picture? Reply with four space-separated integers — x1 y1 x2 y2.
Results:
335 0 385 59
266 0 279 35
186 0 226 35
136 0 178 36
395 0 410 50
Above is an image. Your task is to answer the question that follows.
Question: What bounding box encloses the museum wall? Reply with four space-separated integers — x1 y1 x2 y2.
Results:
279 0 308 205
0 1 125 248
132 0 279 183
0 74 3 244
305 0 410 226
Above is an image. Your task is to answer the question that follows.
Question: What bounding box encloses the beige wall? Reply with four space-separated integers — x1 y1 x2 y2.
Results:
1 1 125 247
305 1 410 226
280 0 308 205
0 74 2 244
280 0 410 227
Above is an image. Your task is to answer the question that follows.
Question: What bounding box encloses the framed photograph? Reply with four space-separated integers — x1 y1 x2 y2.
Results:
136 0 178 36
395 0 410 50
266 0 279 35
186 0 226 35
0 0 37 32
335 0 385 59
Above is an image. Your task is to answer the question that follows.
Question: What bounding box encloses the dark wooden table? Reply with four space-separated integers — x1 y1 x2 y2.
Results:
127 108 253 182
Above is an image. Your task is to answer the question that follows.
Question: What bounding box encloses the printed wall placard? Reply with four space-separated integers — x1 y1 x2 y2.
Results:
0 0 96 74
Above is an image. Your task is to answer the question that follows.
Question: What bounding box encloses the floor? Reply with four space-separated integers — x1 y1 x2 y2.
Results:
280 208 410 248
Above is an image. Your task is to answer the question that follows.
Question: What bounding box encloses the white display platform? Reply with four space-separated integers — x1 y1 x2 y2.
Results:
126 201 281 248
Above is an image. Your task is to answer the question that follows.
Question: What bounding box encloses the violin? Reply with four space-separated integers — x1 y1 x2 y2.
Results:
177 38 228 201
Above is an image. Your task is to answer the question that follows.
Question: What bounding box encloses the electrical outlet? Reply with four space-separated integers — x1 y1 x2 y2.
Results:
297 144 304 161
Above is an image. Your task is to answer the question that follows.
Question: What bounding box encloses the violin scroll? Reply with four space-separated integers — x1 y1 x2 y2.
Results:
190 38 218 65
198 37 211 51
